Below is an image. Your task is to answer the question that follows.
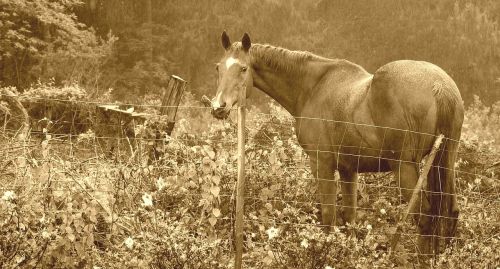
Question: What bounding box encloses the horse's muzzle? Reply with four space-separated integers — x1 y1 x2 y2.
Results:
212 107 230 119
201 95 230 120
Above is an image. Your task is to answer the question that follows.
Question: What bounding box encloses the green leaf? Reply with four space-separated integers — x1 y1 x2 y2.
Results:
75 242 84 256
212 175 221 185
86 234 94 247
268 150 277 164
90 213 97 223
212 208 221 217
188 168 197 179
68 233 75 242
203 145 216 159
210 186 220 197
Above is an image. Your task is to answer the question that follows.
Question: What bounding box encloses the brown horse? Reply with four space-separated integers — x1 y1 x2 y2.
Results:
210 31 464 254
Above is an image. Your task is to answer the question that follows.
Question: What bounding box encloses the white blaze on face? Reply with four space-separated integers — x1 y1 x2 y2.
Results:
225 57 239 68
212 99 221 109
212 92 223 109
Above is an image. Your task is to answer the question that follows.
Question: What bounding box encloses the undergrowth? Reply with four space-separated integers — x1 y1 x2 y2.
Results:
0 87 498 268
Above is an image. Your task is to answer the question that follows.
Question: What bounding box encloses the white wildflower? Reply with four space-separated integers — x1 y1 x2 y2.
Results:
325 266 335 269
124 236 134 249
300 239 309 248
380 208 386 215
266 227 279 240
41 230 50 239
93 266 102 269
366 224 373 231
2 191 16 201
156 177 166 191
142 193 153 207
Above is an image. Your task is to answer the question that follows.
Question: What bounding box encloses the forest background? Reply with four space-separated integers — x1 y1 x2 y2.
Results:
1 1 500 268
1 0 499 106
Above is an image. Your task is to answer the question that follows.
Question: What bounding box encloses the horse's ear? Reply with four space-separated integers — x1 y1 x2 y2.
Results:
221 31 231 50
242 33 251 52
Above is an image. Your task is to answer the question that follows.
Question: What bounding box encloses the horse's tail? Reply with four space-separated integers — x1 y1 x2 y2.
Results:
430 82 463 252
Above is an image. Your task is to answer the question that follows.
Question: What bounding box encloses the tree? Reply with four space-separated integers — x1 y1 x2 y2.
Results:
0 0 113 93
314 0 500 104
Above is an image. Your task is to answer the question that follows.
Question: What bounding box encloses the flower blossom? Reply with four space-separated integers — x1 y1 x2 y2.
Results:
2 191 16 201
156 177 166 191
300 239 309 248
266 227 279 240
124 237 134 249
142 193 153 207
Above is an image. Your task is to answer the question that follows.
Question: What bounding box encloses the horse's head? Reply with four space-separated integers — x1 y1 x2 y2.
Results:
211 31 253 119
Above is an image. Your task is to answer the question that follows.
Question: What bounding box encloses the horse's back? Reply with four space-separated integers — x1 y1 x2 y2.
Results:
369 60 461 114
366 60 463 159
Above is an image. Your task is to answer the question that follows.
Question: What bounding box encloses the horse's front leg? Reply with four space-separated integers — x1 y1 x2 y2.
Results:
310 154 337 228
340 170 357 224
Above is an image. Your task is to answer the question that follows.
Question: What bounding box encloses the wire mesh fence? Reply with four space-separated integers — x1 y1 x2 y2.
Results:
0 95 499 268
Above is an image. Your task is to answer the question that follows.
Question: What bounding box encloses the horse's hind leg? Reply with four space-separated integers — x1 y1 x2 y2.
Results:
392 162 432 255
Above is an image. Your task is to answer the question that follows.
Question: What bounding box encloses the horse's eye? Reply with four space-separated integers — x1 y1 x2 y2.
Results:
215 64 220 72
241 66 248 72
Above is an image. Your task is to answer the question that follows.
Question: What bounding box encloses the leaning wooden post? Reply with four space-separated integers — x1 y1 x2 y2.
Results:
160 75 187 135
390 134 444 252
234 86 247 268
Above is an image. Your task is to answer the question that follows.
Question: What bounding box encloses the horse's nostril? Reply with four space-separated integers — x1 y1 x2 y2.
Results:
220 102 227 108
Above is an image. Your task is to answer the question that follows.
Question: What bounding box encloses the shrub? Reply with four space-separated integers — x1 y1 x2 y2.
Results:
0 92 498 268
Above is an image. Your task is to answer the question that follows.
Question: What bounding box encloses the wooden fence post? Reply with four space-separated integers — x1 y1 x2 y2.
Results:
160 75 187 135
234 85 247 269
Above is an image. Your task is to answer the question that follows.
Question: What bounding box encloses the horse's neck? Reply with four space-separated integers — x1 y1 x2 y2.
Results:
250 66 307 115
249 45 363 116
250 63 327 116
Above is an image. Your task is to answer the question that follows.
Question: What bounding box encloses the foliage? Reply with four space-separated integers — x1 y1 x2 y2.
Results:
0 94 498 268
0 0 115 93
314 0 500 104
61 0 500 105
15 82 94 134
2 1 499 266
3 0 499 105
461 96 500 153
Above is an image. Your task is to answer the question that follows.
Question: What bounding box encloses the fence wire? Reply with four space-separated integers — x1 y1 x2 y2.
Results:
0 95 499 267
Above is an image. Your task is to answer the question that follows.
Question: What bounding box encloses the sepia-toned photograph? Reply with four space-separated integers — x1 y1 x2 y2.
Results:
0 1 499 268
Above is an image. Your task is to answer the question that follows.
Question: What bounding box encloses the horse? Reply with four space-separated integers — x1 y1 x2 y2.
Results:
210 31 464 254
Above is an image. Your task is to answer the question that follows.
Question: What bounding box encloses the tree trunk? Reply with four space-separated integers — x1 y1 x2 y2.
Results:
145 0 153 92
145 0 153 65
89 0 97 11
41 22 52 78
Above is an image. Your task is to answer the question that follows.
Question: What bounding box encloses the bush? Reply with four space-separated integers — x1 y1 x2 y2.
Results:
0 94 498 268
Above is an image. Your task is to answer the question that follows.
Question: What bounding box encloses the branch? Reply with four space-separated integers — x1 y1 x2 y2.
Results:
0 88 30 140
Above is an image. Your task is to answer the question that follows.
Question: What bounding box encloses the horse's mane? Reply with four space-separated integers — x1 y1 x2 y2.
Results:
230 42 332 74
